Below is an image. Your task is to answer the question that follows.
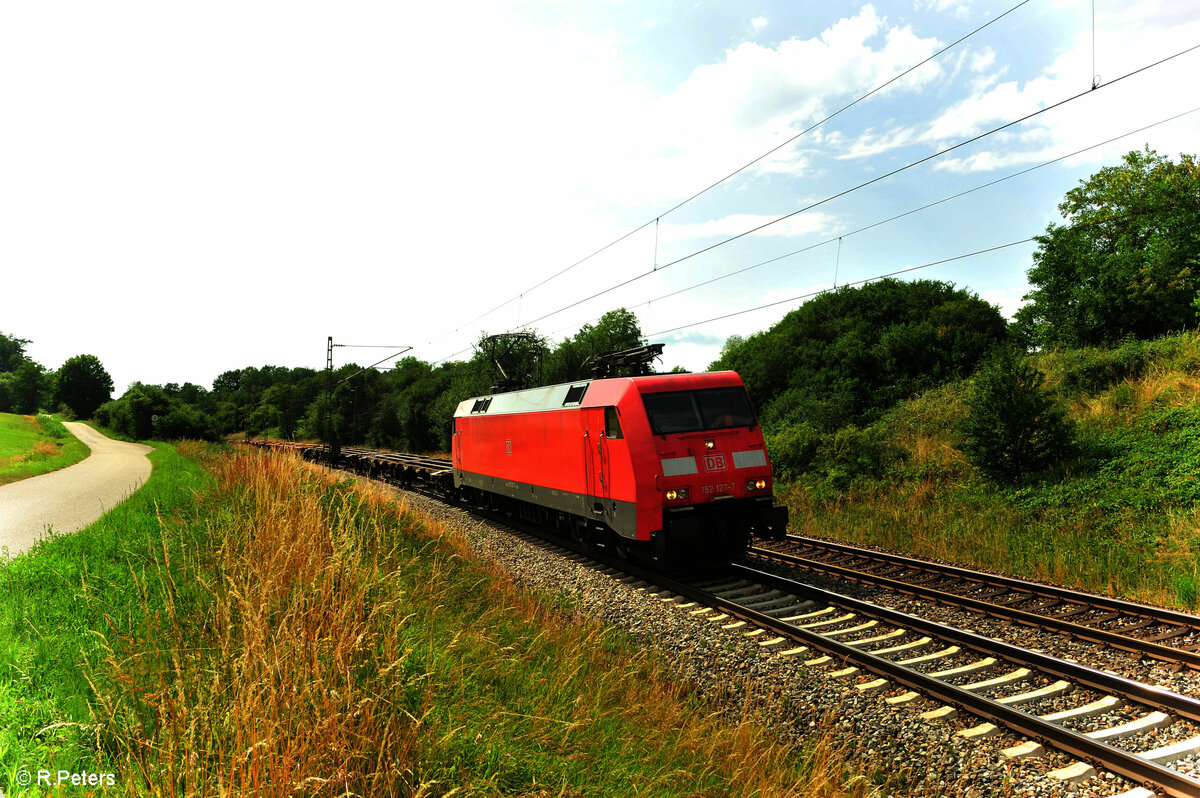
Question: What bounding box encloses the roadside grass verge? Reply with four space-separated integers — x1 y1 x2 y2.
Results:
0 413 89 485
3 445 863 796
0 440 211 794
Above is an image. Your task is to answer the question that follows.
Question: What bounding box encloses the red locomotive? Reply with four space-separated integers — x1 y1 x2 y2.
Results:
452 367 788 564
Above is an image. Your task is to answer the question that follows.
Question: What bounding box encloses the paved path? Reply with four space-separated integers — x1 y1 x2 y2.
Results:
0 422 153 557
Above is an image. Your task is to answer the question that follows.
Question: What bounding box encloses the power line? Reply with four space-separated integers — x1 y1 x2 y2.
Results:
504 43 1200 336
644 197 1181 340
629 104 1200 313
531 104 1200 345
429 0 1036 344
644 239 1035 338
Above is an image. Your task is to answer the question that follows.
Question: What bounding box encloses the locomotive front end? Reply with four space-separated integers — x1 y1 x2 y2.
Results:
637 375 788 563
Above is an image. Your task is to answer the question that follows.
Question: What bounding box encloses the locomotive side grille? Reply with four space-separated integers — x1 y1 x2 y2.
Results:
661 456 698 476
732 449 768 469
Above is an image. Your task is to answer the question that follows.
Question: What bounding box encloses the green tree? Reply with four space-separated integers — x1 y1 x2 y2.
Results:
712 279 1007 432
961 348 1074 482
10 360 47 414
55 354 114 418
0 332 31 372
1014 148 1200 347
545 309 645 383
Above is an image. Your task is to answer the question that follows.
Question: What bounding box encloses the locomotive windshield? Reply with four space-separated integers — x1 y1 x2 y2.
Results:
642 387 756 435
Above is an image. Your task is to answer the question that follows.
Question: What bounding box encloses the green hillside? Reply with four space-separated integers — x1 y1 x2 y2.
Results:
776 330 1200 610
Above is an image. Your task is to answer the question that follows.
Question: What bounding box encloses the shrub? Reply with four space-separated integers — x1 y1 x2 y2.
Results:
766 422 823 480
961 348 1074 482
767 421 906 487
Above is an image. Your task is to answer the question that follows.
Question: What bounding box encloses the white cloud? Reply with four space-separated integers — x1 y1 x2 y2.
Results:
836 1 1200 172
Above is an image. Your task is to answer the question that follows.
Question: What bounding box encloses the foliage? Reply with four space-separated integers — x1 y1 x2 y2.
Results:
0 332 31 372
8 360 48 414
960 348 1074 482
713 279 1007 433
54 354 114 419
1014 148 1200 347
81 311 648 448
96 383 220 442
543 308 646 383
1038 332 1200 395
767 421 906 489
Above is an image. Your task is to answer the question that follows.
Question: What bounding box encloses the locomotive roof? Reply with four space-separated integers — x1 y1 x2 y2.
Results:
453 371 745 418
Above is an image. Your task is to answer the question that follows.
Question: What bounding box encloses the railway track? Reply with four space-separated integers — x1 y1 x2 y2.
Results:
748 535 1200 672
243 441 1200 795
640 563 1200 797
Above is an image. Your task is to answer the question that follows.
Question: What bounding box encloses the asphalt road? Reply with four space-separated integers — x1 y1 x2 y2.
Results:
0 422 153 557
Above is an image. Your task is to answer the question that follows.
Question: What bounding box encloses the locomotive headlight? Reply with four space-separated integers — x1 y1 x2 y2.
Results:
665 488 689 501
746 479 767 491
704 440 715 449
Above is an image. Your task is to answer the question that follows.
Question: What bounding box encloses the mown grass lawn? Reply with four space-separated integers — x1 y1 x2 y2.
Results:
0 413 89 486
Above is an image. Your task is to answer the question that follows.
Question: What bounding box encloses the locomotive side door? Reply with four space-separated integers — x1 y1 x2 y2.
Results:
583 407 609 517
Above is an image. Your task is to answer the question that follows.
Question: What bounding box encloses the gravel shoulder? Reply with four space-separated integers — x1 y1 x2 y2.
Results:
0 422 153 557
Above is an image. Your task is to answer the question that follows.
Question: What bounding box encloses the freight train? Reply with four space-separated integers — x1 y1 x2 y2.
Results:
249 361 787 566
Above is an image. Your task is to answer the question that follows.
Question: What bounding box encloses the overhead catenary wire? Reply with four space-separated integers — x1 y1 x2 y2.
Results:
644 198 1180 340
625 104 1200 315
645 238 1036 338
427 0 1036 344
435 99 1200 367
532 103 1200 343
501 43 1200 338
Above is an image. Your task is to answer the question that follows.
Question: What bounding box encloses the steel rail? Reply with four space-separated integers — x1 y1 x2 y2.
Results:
788 534 1200 629
642 561 1200 798
730 563 1200 725
749 539 1200 671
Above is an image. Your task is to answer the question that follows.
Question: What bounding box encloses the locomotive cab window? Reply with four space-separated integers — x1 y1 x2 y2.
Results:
643 387 755 435
604 406 623 439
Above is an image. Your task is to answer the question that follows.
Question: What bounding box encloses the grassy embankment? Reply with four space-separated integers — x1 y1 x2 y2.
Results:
0 413 89 486
780 330 1200 611
1 443 862 796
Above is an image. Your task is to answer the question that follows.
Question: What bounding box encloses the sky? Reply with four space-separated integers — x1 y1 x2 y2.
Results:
3 0 1199 395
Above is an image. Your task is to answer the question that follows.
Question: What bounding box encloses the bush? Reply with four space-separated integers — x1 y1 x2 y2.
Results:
766 422 823 481
820 425 907 489
1042 332 1200 395
961 348 1074 482
767 421 906 488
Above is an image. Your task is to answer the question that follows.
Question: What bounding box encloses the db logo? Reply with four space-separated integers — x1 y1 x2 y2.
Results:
703 454 727 472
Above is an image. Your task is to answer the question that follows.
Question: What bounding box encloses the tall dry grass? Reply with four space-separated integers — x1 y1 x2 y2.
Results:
87 448 868 797
90 451 428 796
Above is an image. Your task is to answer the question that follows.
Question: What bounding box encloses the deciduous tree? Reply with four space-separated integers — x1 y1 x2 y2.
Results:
55 354 114 419
1014 148 1200 347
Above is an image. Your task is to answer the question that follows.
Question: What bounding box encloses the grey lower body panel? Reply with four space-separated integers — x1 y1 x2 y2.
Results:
455 469 640 539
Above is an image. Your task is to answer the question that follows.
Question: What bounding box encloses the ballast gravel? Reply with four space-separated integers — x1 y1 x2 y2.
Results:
376 482 1183 797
